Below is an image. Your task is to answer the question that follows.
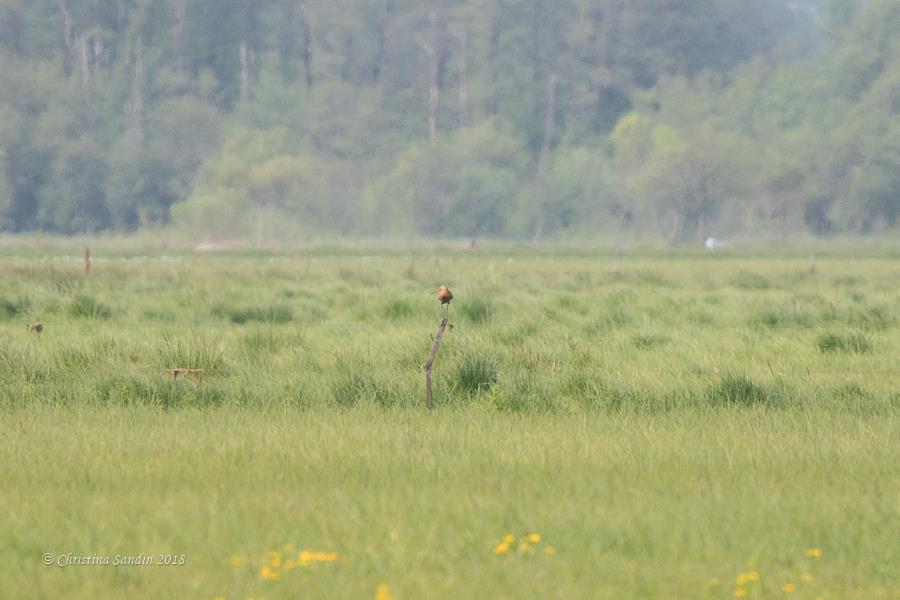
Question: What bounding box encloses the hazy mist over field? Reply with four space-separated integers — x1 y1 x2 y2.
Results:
0 0 897 244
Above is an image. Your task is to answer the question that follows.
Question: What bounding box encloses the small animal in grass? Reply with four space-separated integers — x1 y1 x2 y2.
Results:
27 323 43 333
438 284 453 312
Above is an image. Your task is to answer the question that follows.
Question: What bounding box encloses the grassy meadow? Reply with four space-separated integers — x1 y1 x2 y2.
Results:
1 246 899 599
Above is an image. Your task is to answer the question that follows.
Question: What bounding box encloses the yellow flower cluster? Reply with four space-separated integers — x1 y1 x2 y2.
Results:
493 532 555 556
726 548 822 598
375 583 395 600
733 570 759 597
252 547 339 582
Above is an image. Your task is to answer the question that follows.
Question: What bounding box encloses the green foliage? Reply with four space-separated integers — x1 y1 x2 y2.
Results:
0 1 897 240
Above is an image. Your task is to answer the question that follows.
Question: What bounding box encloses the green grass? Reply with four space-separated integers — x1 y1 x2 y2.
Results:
0 247 899 599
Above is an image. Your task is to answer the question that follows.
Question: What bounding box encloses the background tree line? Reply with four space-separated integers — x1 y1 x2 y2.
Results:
0 0 896 242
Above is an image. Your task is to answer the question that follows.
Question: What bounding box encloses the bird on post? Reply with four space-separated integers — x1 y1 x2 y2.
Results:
438 284 453 315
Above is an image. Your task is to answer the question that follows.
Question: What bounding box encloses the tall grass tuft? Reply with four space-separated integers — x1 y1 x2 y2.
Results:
707 373 778 407
158 336 225 372
97 374 226 408
455 348 498 394
224 304 293 324
816 331 872 354
1 296 30 319
383 299 416 320
459 296 495 324
68 294 113 319
0 345 52 383
729 271 772 290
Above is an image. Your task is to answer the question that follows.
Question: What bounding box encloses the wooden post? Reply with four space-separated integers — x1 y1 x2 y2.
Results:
84 247 91 273
423 318 449 408
808 252 816 275
612 250 621 276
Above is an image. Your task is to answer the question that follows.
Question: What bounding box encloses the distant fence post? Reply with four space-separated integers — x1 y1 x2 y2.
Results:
85 247 91 274
423 318 449 408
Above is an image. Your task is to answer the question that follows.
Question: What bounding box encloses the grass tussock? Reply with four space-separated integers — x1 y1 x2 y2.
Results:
222 304 294 324
68 294 113 319
458 296 495 324
817 331 872 354
729 271 772 290
455 348 498 394
158 336 225 372
707 373 780 407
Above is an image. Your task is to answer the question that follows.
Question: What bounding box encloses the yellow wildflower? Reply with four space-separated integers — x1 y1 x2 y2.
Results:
259 566 280 581
494 543 509 555
518 541 530 551
543 546 556 555
213 597 225 600
734 588 747 598
228 556 242 567
265 551 282 568
297 550 338 566
745 571 759 582
375 583 395 600
805 547 823 558
708 578 721 587
283 559 296 571
502 534 515 543
527 533 541 543
783 583 797 593
736 574 748 586
800 573 813 583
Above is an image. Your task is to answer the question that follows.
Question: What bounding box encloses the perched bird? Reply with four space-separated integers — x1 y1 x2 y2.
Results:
27 323 43 333
438 284 453 312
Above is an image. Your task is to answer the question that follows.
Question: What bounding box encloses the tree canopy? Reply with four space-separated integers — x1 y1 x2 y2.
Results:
0 0 896 242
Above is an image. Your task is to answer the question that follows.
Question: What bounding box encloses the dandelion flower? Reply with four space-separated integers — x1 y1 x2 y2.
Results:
494 543 509 555
805 548 823 558
265 551 282 568
503 534 515 544
213 597 225 600
375 583 395 600
543 546 556 555
527 533 541 543
228 556 242 567
783 583 797 593
745 571 759 582
518 541 530 551
800 573 813 583
736 574 748 586
259 566 280 581
734 588 747 598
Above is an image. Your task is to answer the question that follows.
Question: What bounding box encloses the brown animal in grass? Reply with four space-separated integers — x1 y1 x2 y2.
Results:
27 323 43 333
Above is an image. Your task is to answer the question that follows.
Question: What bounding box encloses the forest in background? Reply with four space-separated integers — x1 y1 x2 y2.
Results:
0 0 897 243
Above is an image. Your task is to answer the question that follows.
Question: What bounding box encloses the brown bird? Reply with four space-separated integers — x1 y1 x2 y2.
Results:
438 284 453 314
27 323 43 333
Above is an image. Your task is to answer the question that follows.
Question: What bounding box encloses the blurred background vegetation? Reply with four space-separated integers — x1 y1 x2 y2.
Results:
0 0 896 243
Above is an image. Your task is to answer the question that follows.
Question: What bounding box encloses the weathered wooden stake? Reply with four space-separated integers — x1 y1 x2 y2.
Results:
84 247 91 273
808 252 816 275
612 250 622 276
423 317 450 408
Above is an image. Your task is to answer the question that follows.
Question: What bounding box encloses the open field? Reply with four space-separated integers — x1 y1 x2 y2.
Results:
1 248 899 598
